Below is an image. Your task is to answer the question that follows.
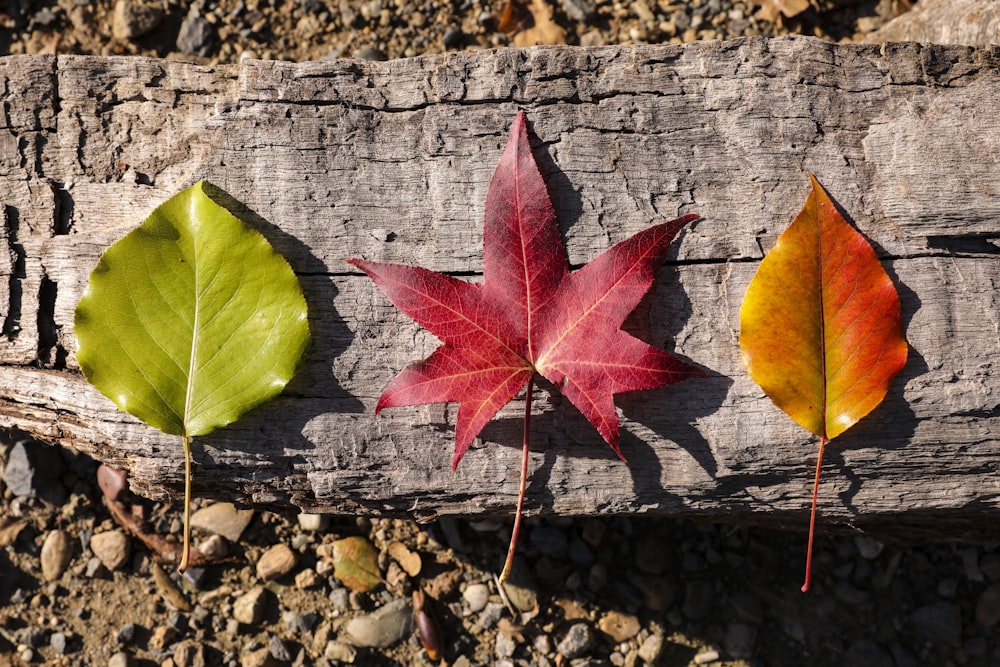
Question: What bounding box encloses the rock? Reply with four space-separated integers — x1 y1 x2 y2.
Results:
324 640 356 662
96 465 128 501
233 587 269 625
682 580 714 620
355 46 387 61
197 534 229 559
190 503 254 542
980 553 1000 581
149 625 178 650
694 649 720 664
478 602 505 631
295 568 320 589
41 529 73 581
559 0 596 21
85 557 106 578
597 611 640 643
588 563 608 592
530 525 569 558
500 558 538 612
854 535 884 560
495 632 516 658
975 582 1000 627
723 623 757 658
841 638 894 667
344 599 414 648
908 602 962 647
50 632 69 654
3 440 67 505
297 513 329 531
388 541 422 577
256 544 297 581
112 0 163 40
268 635 290 662
635 533 673 574
556 623 593 659
241 647 277 667
637 634 663 663
173 640 206 667
442 26 464 49
423 567 462 599
109 652 135 667
176 9 215 56
116 623 137 645
627 573 675 611
463 583 490 613
90 531 130 571
729 590 764 625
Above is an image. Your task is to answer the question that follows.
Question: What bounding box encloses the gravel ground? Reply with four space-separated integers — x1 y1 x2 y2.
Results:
3 433 1000 667
6 2 996 667
0 0 906 63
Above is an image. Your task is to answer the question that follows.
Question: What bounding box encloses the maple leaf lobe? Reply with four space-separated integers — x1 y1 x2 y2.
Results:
350 110 703 469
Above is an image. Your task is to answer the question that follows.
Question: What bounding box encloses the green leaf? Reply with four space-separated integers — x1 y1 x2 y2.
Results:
75 180 309 571
75 180 310 438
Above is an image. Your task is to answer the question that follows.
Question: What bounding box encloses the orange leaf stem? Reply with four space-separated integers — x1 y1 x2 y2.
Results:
801 435 827 592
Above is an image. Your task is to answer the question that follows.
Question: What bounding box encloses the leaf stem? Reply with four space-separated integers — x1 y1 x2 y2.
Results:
801 435 827 592
499 375 534 584
179 433 192 572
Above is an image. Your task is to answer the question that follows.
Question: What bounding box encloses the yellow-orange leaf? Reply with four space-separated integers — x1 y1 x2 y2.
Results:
739 174 908 591
740 174 907 440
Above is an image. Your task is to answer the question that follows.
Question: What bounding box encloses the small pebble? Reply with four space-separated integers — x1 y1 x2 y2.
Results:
190 504 254 542
297 513 329 531
50 632 68 655
197 534 229 559
90 531 130 572
556 622 593 659
295 568 320 589
694 649 720 664
256 543 297 581
344 599 413 648
41 530 74 582
495 632 516 658
233 587 268 625
108 651 134 667
268 635 290 662
116 623 137 645
597 611 641 643
723 623 757 658
975 583 1000 628
637 634 663 663
463 583 490 613
324 640 357 662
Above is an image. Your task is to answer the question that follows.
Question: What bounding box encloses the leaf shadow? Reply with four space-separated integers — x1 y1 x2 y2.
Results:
181 183 362 509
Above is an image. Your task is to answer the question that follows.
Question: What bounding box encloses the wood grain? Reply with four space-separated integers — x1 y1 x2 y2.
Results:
1 38 998 539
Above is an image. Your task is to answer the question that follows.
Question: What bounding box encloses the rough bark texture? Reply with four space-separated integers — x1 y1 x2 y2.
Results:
1 37 999 540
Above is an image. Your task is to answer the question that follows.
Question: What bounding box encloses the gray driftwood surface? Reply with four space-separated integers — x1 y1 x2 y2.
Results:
2 37 999 540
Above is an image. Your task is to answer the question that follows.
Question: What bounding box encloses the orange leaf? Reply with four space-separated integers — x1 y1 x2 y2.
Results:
739 173 907 590
741 173 907 439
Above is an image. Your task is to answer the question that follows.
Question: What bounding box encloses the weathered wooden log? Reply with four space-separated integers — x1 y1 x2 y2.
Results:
1 37 998 540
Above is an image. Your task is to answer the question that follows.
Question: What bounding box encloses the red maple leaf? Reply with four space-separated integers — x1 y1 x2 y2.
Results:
348 111 703 579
